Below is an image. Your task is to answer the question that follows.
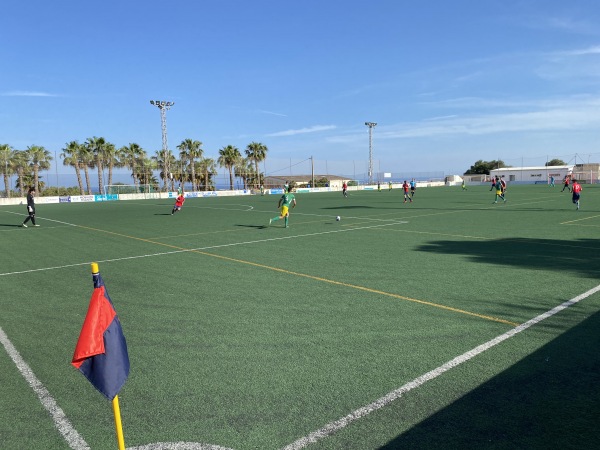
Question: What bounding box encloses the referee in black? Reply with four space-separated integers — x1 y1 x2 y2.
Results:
22 187 39 227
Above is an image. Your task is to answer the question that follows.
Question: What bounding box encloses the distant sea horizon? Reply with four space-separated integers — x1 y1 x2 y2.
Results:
5 168 446 194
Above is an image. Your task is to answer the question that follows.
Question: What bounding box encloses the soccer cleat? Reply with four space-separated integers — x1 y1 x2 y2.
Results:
269 218 272 225
33 224 40 227
21 223 27 228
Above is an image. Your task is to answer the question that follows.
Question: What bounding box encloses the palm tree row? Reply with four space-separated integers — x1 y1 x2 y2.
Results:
0 139 268 197
0 144 53 197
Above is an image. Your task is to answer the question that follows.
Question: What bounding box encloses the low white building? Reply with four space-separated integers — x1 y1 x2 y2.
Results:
490 166 573 184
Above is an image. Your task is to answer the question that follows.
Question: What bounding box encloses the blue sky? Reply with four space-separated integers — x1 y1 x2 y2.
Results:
3 0 600 179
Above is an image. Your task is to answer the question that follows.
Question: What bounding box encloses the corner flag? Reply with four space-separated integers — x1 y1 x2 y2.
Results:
72 264 130 400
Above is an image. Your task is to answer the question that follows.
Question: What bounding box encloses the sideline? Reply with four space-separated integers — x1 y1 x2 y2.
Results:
3 285 597 450
0 327 90 450
281 283 600 449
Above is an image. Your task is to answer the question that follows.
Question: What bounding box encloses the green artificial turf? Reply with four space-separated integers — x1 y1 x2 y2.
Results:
1 184 599 449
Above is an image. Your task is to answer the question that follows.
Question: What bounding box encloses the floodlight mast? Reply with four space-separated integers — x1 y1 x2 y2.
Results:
150 100 175 191
365 122 377 185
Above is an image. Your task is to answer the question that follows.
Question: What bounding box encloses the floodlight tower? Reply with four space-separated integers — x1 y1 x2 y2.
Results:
365 122 377 185
150 100 175 191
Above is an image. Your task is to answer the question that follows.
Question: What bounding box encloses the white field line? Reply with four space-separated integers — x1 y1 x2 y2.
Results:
281 283 600 450
3 216 597 449
3 283 597 450
123 201 405 222
2 195 583 449
1 210 78 227
0 326 90 450
0 221 408 277
125 201 256 212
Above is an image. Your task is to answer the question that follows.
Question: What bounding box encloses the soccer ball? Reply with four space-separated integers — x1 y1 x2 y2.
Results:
336 216 341 221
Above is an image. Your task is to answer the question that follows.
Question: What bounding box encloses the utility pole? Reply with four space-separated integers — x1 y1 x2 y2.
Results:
150 100 175 191
365 122 377 185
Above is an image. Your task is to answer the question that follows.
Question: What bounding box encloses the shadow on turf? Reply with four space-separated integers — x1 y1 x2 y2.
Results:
379 310 600 449
0 223 24 227
235 224 268 229
154 213 176 216
416 237 600 278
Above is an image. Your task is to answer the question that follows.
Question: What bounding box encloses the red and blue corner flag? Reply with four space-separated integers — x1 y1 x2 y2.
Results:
72 264 130 400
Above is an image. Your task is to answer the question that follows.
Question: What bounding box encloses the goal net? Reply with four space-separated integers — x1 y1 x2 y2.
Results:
104 184 157 195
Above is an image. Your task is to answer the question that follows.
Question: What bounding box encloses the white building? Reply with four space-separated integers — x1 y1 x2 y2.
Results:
490 166 573 184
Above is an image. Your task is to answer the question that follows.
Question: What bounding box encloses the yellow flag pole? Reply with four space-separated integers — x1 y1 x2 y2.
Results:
112 395 126 450
90 263 126 450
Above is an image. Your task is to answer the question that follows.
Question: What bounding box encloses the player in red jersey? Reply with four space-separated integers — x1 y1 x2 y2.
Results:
571 179 582 210
402 180 412 203
561 175 571 192
171 193 185 215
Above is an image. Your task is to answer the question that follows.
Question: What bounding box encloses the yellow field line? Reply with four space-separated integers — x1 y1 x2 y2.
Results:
190 251 520 327
74 223 519 327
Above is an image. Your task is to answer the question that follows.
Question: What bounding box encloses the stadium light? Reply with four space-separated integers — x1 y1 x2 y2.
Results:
365 122 377 185
150 100 175 192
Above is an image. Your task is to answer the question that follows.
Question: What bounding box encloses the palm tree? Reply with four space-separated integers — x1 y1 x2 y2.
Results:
0 144 14 197
197 157 217 191
85 136 107 194
136 157 157 187
12 150 31 197
234 157 255 190
152 149 177 191
177 139 203 192
119 143 146 189
16 173 40 192
76 144 94 194
218 145 241 190
104 142 119 187
151 151 166 190
27 145 53 193
245 142 268 187
246 161 259 188
61 141 86 194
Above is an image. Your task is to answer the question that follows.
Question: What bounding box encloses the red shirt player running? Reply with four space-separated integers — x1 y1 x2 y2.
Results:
572 179 582 210
402 181 412 203
171 194 185 215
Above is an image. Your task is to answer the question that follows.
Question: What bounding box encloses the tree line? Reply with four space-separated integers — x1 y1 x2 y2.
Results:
0 139 268 197
464 158 567 175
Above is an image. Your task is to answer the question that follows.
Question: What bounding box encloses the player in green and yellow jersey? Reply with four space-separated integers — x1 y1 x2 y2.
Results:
269 188 296 228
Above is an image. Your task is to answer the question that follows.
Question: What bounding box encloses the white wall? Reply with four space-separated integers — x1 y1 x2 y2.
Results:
490 166 572 183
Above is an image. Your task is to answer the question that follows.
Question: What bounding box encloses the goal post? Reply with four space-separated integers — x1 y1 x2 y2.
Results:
346 180 363 189
104 184 156 196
